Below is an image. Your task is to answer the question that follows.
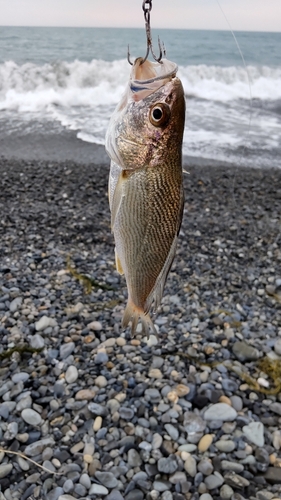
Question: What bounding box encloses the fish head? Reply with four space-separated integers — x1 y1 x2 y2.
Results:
105 58 186 170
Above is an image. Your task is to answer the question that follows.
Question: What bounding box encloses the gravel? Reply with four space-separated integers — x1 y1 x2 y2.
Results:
1 156 281 500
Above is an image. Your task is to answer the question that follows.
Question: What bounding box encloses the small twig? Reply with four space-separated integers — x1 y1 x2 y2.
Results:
0 448 64 475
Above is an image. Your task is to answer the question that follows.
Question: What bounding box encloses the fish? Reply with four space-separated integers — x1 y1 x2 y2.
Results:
105 56 186 337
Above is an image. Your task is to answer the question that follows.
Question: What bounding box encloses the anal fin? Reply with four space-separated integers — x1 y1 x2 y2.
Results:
115 249 124 275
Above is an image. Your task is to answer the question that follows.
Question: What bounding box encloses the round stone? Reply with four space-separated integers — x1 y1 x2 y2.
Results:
21 408 42 426
220 485 234 499
198 458 214 476
95 375 107 388
116 337 126 347
204 403 237 422
65 366 78 384
198 434 213 452
93 416 102 432
215 440 236 452
184 455 197 477
0 464 13 478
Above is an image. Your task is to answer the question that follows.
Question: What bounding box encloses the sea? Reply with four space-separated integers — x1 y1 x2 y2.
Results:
0 26 281 167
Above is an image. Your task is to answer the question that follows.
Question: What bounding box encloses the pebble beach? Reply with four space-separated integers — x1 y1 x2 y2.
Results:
1 139 281 500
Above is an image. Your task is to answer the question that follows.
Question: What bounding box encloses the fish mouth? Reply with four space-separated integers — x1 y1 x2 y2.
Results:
130 58 178 101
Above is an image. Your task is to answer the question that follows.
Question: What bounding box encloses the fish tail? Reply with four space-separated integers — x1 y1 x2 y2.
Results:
122 299 158 339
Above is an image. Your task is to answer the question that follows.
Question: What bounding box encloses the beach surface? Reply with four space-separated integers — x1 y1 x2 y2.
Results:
1 137 281 500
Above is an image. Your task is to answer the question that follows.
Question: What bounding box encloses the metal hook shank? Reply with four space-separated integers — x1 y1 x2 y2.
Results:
128 0 163 66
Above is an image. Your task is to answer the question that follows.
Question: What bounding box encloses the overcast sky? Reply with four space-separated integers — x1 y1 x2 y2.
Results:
0 0 280 32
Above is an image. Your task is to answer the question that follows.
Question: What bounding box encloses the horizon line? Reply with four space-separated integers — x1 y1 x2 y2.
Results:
0 24 280 34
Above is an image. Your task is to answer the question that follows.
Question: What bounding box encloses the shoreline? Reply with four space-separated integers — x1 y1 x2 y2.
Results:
2 127 280 171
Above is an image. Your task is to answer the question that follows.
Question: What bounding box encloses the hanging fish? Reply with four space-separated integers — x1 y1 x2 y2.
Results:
105 57 185 337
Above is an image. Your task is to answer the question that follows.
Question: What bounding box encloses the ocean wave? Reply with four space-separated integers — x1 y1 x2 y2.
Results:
0 59 281 113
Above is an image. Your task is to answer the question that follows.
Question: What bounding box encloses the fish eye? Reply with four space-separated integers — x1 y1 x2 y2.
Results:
149 103 171 127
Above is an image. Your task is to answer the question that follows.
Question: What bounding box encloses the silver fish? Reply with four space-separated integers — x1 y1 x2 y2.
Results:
105 57 185 336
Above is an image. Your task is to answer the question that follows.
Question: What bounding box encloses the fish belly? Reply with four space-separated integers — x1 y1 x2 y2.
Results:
112 163 184 315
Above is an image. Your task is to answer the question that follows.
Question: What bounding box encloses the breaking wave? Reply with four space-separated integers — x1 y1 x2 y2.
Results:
0 59 281 113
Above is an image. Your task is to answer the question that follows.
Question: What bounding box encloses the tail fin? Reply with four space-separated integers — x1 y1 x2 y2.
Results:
122 299 158 339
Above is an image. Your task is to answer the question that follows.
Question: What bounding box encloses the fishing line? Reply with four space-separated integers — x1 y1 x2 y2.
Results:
215 0 253 201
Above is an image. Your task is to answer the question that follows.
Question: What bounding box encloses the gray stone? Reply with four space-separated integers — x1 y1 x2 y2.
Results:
125 490 144 500
24 437 55 456
21 408 42 426
200 495 213 500
232 341 259 362
164 423 179 441
47 487 64 500
270 402 281 416
119 407 135 420
35 315 57 331
184 412 206 433
264 467 281 484
242 422 264 447
220 484 234 499
105 490 125 500
0 464 13 478
4 422 18 440
0 381 13 398
89 483 108 496
74 484 87 496
169 471 187 484
0 403 10 419
63 480 74 493
127 449 142 468
60 342 75 359
153 480 172 492
152 433 163 449
204 403 237 422
79 473 91 489
224 472 250 488
230 396 243 412
65 365 78 384
95 471 118 488
198 458 214 476
10 297 22 312
221 379 238 392
88 402 108 417
161 493 173 500
94 351 109 364
221 461 244 473
204 472 224 490
215 440 236 452
144 388 161 403
30 334 45 349
16 395 32 412
158 455 178 474
11 372 29 383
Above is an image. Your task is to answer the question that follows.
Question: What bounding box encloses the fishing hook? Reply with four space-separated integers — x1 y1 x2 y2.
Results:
127 0 164 65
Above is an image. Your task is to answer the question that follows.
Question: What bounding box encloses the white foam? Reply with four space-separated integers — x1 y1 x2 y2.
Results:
1 58 281 168
1 59 281 114
178 64 281 101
